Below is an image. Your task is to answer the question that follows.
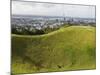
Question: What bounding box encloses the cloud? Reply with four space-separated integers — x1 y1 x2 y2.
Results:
41 3 56 8
63 5 95 18
12 1 95 18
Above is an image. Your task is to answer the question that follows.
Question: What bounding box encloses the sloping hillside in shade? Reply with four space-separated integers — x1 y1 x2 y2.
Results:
11 26 96 74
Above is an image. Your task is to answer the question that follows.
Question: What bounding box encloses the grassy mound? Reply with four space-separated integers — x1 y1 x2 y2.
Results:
11 26 96 74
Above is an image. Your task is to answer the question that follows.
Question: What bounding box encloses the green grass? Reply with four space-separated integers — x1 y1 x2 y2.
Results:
11 26 96 74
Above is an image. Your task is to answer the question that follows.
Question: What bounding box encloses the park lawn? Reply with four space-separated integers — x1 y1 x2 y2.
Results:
11 26 96 74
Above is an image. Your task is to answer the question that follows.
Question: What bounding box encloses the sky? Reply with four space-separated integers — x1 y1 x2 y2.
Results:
12 1 96 18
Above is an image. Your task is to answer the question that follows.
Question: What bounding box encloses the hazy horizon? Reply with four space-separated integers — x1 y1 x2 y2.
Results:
12 1 96 18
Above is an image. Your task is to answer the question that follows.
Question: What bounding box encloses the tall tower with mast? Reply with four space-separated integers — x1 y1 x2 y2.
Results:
62 5 66 22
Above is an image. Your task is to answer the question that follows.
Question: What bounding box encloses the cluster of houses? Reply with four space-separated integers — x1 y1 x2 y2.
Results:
11 16 96 32
11 18 64 30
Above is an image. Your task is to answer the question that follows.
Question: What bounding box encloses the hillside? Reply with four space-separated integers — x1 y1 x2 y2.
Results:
11 26 96 74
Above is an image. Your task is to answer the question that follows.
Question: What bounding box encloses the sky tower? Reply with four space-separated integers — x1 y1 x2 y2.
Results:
62 5 66 22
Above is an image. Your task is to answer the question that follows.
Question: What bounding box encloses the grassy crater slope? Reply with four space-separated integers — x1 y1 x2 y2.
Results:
11 26 96 74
